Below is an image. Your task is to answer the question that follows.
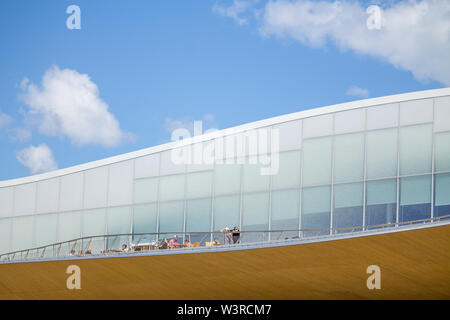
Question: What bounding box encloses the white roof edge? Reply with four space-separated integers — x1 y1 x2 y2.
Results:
1 87 449 187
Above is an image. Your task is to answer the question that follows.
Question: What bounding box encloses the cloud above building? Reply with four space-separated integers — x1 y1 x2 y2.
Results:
20 66 132 148
16 144 58 175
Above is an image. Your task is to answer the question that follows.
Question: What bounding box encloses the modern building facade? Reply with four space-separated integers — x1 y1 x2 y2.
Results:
0 88 449 256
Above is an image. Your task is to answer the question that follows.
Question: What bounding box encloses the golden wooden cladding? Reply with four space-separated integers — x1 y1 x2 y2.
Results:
1 224 449 300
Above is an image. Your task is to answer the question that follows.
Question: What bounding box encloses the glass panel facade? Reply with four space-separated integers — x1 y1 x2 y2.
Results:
133 204 157 242
334 133 364 183
84 166 108 209
58 211 82 243
400 98 433 126
186 198 211 244
135 153 160 178
83 209 106 252
0 187 13 218
366 129 397 179
14 183 36 216
366 103 399 130
35 213 57 248
400 175 431 222
303 137 332 186
186 171 213 198
303 114 333 138
271 189 299 238
273 120 302 151
214 162 241 195
434 96 450 132
60 172 83 212
242 192 269 242
36 178 59 214
334 109 365 134
159 174 185 201
333 183 363 233
0 218 11 254
108 161 134 207
434 173 450 218
159 201 184 236
213 195 240 231
134 178 158 204
399 124 432 175
366 179 397 227
11 216 34 252
107 206 132 249
272 151 301 190
242 157 271 192
435 132 450 172
301 186 331 236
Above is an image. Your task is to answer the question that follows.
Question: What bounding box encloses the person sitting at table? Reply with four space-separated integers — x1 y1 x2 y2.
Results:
159 237 168 249
85 248 92 255
122 244 129 252
169 235 179 249
213 237 221 246
184 239 191 248
69 249 76 256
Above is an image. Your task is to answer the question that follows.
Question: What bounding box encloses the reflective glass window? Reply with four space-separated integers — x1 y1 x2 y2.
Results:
214 162 241 195
186 171 213 199
366 103 399 130
159 201 184 237
108 161 134 207
333 183 363 233
133 203 158 242
242 156 271 192
0 218 11 254
135 153 160 178
84 166 108 209
273 120 302 151
271 189 300 238
399 124 432 175
36 178 59 214
134 178 158 204
159 174 185 201
434 173 450 219
334 109 365 134
435 132 450 172
160 149 187 176
11 215 34 252
400 98 433 126
107 206 132 249
0 187 14 218
400 175 431 222
83 209 106 253
434 96 450 132
366 129 398 179
303 137 332 186
334 133 364 183
301 186 331 236
272 151 301 190
14 183 36 216
365 179 397 228
303 114 333 138
58 211 82 243
242 192 269 242
213 195 240 232
35 213 57 248
186 199 211 244
60 172 83 212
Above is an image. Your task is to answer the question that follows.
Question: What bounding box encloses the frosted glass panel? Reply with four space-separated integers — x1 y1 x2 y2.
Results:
0 187 13 218
134 178 158 204
107 207 131 235
271 190 300 232
242 192 269 231
435 174 450 206
399 124 432 175
366 179 397 206
159 174 185 201
242 157 271 192
108 161 134 207
273 120 302 151
301 186 331 236
14 183 36 216
303 137 332 186
271 151 300 190
36 178 59 214
60 172 83 212
334 109 365 134
334 133 364 182
159 201 184 235
186 171 213 198
84 166 108 209
83 209 106 237
435 132 450 172
400 98 433 126
400 175 431 222
35 214 57 247
214 195 240 231
58 211 82 242
400 176 431 206
160 149 186 175
434 96 450 132
366 103 398 130
333 183 363 232
188 141 215 172
366 129 398 179
214 162 241 195
11 215 34 252
0 218 11 254
133 203 157 236
135 153 160 178
186 199 211 233
303 114 333 138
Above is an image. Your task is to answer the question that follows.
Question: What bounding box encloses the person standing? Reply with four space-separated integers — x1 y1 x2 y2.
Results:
232 226 240 244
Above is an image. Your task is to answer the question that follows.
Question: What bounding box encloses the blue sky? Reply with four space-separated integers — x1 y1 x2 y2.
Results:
0 0 448 180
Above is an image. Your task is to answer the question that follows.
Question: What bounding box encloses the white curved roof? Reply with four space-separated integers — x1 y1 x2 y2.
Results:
1 87 449 188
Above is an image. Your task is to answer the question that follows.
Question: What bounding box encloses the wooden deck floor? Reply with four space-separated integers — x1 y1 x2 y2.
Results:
1 224 449 300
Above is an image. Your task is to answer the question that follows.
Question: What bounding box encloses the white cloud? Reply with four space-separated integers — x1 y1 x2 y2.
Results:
254 0 450 86
213 0 254 25
16 144 58 175
0 113 12 131
8 127 32 142
20 66 131 147
346 85 369 98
